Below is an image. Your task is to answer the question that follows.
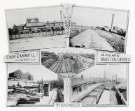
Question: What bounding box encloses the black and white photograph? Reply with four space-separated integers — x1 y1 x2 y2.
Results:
69 6 129 53
71 64 128 106
7 63 64 106
0 0 134 110
41 48 95 104
6 6 66 52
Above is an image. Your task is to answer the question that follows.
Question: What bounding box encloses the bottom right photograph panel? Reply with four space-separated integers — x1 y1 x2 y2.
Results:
70 63 128 106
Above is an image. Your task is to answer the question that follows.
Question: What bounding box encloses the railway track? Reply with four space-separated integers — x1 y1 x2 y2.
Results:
72 83 127 105
72 84 104 104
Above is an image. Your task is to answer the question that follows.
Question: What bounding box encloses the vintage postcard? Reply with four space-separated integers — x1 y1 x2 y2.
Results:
6 5 67 52
5 5 130 107
69 6 129 53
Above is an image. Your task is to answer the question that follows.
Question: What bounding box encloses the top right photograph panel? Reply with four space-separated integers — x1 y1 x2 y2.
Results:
69 6 129 53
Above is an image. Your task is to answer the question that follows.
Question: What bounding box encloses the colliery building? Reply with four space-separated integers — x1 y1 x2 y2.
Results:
10 18 65 35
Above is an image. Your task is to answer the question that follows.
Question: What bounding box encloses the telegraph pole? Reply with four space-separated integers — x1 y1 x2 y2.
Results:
60 10 62 21
115 74 117 85
104 71 106 82
111 13 115 30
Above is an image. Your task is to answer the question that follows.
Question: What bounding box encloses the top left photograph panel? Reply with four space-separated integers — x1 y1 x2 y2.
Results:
5 5 67 52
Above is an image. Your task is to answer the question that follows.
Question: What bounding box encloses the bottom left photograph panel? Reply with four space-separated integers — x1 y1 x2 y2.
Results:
7 63 64 107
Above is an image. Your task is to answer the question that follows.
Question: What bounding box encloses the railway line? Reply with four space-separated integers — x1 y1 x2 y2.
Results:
71 82 127 105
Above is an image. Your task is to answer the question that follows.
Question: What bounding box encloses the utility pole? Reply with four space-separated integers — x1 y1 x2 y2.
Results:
81 74 83 80
115 74 117 85
60 10 62 21
111 13 115 30
104 71 106 82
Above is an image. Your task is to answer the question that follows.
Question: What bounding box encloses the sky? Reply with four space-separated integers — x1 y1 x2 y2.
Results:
72 6 129 29
6 6 62 28
6 5 128 30
8 63 58 81
76 64 128 80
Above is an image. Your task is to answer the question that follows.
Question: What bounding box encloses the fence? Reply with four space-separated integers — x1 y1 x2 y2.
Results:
9 31 65 40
